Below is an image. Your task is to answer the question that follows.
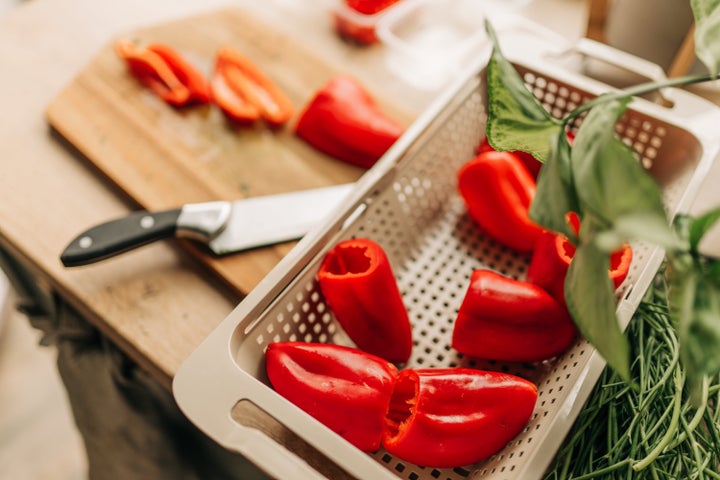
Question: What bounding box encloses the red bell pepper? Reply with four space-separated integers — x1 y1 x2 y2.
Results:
115 40 210 107
333 0 402 45
383 368 538 467
478 132 575 180
210 46 294 126
295 75 404 169
526 212 633 305
265 342 398 452
457 150 545 252
478 137 541 180
451 269 577 362
346 0 401 14
317 238 412 364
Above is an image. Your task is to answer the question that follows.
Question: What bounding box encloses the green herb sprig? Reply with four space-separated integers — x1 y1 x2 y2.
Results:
484 1 720 395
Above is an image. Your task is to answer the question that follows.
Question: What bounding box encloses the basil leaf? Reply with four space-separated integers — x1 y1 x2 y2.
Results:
529 130 579 238
692 0 720 76
571 98 667 227
484 20 562 162
565 230 631 382
595 212 686 252
688 206 720 252
667 262 720 402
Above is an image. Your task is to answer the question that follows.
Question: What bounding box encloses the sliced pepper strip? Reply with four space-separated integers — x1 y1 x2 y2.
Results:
526 212 633 305
265 342 398 452
457 150 546 252
451 269 577 362
145 43 210 103
317 238 412 364
115 40 208 107
383 368 538 468
209 67 260 123
211 46 294 126
295 76 404 169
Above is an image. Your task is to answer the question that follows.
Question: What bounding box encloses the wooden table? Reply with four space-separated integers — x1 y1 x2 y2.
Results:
0 0 439 391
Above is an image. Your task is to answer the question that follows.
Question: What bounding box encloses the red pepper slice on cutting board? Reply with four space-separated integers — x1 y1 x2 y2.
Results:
265 342 398 452
295 75 404 169
115 40 210 107
210 46 294 125
451 269 577 362
317 238 412 364
526 212 633 305
382 368 538 468
457 150 545 252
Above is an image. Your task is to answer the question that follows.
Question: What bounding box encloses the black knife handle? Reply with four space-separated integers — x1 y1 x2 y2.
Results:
61 209 182 267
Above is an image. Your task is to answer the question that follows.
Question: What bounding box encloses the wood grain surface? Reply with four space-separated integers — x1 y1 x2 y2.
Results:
46 7 409 296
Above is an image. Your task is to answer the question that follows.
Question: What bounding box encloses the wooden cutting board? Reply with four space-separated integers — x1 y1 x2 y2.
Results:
46 7 409 297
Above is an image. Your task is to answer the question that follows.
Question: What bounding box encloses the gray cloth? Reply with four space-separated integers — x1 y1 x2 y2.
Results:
0 247 269 480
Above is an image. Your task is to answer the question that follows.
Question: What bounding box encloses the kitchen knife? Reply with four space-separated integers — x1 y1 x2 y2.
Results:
61 183 354 267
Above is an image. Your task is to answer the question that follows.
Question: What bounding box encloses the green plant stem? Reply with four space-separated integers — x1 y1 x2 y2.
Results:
565 73 716 122
667 376 709 450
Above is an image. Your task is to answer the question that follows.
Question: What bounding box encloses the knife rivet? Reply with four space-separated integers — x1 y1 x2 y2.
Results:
79 236 93 249
140 216 155 229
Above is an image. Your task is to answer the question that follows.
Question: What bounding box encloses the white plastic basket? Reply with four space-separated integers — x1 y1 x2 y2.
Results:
173 21 720 480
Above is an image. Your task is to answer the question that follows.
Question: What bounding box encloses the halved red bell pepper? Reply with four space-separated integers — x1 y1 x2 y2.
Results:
265 342 398 452
383 368 537 467
295 75 404 169
317 238 412 364
457 150 545 252
115 40 210 107
451 269 577 362
526 212 633 305
210 46 294 126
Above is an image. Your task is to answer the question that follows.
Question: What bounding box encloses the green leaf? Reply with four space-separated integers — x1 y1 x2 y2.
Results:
595 212 686 252
484 20 562 162
692 0 720 76
667 263 720 400
565 230 631 382
571 98 667 227
529 130 579 238
688 206 720 251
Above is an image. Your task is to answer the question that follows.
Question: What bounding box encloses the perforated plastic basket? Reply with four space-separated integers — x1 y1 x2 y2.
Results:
173 21 720 480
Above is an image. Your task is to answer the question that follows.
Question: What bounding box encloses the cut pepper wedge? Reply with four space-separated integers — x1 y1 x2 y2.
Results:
451 269 577 362
265 342 398 452
317 238 412 364
145 43 210 103
526 212 633 306
211 46 294 126
383 368 538 468
115 40 209 107
457 150 546 252
295 75 404 169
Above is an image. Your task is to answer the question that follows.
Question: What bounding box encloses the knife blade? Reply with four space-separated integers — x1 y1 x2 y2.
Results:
60 183 354 267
